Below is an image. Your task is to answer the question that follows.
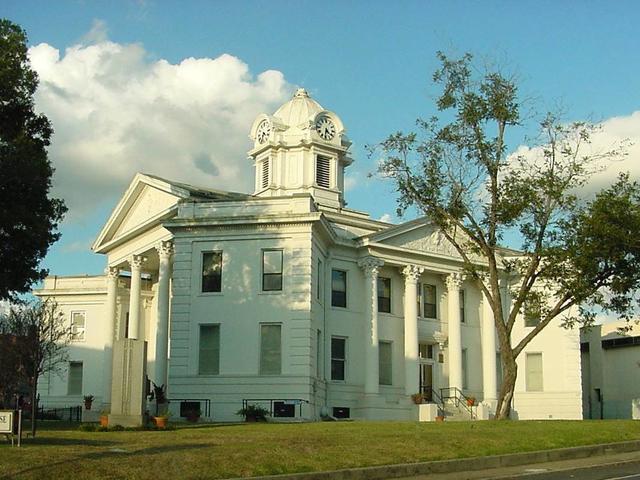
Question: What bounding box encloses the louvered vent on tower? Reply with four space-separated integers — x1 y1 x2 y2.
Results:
261 160 269 189
316 156 330 188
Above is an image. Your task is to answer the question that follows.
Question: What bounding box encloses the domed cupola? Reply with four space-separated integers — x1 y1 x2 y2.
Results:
248 88 353 209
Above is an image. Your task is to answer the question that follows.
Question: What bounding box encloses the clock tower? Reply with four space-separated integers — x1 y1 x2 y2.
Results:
248 88 353 210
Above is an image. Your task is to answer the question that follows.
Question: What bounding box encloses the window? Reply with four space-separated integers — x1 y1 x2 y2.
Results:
198 325 220 375
331 270 347 307
261 159 269 189
379 341 392 385
316 329 322 378
524 311 540 328
67 361 83 395
423 284 437 318
526 352 543 391
260 324 281 375
262 250 283 291
377 277 391 313
331 337 346 381
462 348 468 389
70 312 86 341
316 155 330 188
459 290 466 323
419 343 434 360
524 298 541 327
317 259 323 301
202 251 222 292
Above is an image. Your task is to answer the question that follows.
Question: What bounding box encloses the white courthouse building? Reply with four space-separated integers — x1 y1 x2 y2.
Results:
36 89 583 422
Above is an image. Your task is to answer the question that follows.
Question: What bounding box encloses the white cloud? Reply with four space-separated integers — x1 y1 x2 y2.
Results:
379 213 393 223
29 32 292 220
510 112 640 197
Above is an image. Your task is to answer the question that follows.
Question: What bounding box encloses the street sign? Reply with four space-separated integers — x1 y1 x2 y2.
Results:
0 410 14 434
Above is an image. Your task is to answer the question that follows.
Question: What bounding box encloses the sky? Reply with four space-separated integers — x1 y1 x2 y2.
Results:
2 0 640 278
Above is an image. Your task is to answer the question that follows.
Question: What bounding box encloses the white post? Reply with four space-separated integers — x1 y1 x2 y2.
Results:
358 256 384 395
128 255 144 340
154 241 173 389
402 264 424 395
102 266 119 408
482 289 498 403
446 273 464 391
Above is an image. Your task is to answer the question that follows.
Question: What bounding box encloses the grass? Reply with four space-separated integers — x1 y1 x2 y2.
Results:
0 420 639 479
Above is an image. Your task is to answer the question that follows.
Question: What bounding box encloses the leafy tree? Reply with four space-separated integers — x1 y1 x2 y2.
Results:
0 300 70 436
374 52 640 419
0 19 66 301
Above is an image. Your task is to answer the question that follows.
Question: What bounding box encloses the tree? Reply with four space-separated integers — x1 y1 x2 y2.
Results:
0 300 70 436
374 52 640 419
0 19 66 301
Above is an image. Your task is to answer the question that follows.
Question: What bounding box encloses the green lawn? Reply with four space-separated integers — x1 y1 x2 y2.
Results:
0 420 638 479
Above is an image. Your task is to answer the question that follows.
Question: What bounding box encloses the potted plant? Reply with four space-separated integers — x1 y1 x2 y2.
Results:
466 396 476 407
153 410 171 429
99 409 109 427
411 393 424 405
236 404 269 422
83 395 95 410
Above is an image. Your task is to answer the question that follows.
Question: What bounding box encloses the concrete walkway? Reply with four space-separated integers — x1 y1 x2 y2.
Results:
233 440 640 480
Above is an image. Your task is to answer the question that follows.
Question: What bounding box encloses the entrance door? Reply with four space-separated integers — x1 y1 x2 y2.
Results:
420 363 434 401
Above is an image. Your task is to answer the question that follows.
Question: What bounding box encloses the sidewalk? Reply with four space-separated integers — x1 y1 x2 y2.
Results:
233 440 640 480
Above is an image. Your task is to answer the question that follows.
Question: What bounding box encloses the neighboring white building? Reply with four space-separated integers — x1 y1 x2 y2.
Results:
581 321 640 419
36 89 583 421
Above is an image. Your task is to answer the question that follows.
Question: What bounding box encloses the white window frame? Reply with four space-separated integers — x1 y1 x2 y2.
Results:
259 323 282 376
198 324 221 375
330 336 347 382
70 311 86 342
526 352 544 392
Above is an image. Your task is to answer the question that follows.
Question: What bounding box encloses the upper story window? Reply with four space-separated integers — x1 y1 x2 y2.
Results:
524 300 541 327
331 269 347 308
419 343 434 360
377 277 391 313
70 311 86 341
317 259 323 301
262 250 283 291
459 290 466 323
423 284 437 318
202 251 222 293
316 155 331 188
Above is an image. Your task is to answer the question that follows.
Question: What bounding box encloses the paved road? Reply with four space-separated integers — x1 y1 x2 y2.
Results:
396 451 640 480
500 460 640 480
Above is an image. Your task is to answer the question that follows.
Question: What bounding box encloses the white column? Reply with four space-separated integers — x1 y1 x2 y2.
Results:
102 266 119 407
445 273 464 391
358 256 384 395
128 255 144 340
482 289 498 402
402 264 424 395
154 241 173 389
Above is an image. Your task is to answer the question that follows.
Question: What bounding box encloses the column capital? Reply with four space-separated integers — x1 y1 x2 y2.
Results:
155 240 174 259
444 272 464 291
129 254 146 270
105 266 120 279
401 264 424 283
357 256 384 277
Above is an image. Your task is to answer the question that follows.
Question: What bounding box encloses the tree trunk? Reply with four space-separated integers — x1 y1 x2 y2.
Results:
30 377 38 437
495 352 517 420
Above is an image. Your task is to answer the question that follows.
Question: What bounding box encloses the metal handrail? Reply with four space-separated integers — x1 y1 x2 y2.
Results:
242 398 309 418
420 386 445 417
439 387 476 419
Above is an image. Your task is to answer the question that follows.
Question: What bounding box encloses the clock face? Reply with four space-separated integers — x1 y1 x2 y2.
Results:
316 116 336 140
256 120 271 144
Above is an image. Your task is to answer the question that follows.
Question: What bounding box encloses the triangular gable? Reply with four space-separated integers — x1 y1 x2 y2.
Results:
92 173 194 253
361 218 462 259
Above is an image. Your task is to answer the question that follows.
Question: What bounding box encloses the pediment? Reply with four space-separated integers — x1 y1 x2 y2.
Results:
382 224 462 258
92 174 192 253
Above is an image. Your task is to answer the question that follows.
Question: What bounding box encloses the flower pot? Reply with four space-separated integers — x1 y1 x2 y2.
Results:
99 415 109 427
153 416 168 428
84 401 93 410
466 399 475 407
435 415 445 422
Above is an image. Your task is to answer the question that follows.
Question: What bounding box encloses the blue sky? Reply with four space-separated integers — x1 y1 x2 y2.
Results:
3 0 640 277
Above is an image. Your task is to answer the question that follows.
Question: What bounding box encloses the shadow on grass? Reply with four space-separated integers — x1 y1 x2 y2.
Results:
9 443 214 477
25 437 117 447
